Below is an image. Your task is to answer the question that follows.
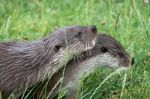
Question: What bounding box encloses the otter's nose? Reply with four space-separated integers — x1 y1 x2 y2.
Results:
91 25 97 33
131 57 134 65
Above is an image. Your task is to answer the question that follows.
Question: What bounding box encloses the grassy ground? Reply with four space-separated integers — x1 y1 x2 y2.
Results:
0 0 150 99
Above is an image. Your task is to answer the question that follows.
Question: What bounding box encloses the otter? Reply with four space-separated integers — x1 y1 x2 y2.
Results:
0 25 97 98
32 34 132 99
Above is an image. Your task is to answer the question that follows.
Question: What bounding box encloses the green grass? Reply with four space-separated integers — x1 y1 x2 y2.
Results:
0 0 150 99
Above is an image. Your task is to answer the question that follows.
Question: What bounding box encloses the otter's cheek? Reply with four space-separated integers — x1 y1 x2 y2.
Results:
86 46 93 50
85 39 96 50
59 48 64 52
109 64 120 68
108 58 120 68
66 42 85 55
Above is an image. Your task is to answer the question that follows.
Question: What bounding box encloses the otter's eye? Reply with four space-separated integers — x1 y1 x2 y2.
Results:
101 47 108 53
119 53 124 58
75 32 82 37
54 44 63 53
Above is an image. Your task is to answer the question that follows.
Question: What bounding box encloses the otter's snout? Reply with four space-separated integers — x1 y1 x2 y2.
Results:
122 56 134 68
86 25 97 34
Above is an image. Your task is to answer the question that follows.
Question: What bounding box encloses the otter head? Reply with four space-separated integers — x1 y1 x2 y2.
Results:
42 25 97 75
51 25 97 54
92 34 132 69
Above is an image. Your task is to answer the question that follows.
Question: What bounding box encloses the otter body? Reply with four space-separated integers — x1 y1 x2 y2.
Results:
33 34 132 99
0 25 97 98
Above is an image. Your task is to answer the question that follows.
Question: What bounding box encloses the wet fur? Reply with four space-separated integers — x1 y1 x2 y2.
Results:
0 25 96 98
32 34 131 99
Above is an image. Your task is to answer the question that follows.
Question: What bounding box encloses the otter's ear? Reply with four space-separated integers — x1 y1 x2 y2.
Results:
54 44 63 53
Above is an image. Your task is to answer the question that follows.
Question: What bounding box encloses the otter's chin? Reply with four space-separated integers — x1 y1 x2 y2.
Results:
86 46 93 50
85 37 97 50
115 65 130 70
92 37 96 46
119 62 131 68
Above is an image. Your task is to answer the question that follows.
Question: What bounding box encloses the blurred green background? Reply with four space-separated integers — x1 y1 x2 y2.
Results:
0 0 150 99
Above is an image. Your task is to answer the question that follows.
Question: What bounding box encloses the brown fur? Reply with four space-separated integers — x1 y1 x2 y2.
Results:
0 25 97 98
32 34 132 99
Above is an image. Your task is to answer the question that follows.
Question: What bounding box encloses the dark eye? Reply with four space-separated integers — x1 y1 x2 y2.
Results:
75 31 82 37
101 47 108 53
54 44 63 53
119 53 124 58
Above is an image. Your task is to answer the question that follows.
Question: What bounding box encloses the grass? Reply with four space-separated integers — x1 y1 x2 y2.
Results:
0 0 150 99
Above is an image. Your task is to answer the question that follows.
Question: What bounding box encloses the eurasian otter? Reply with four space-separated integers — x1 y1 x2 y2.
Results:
0 25 97 98
32 34 132 99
